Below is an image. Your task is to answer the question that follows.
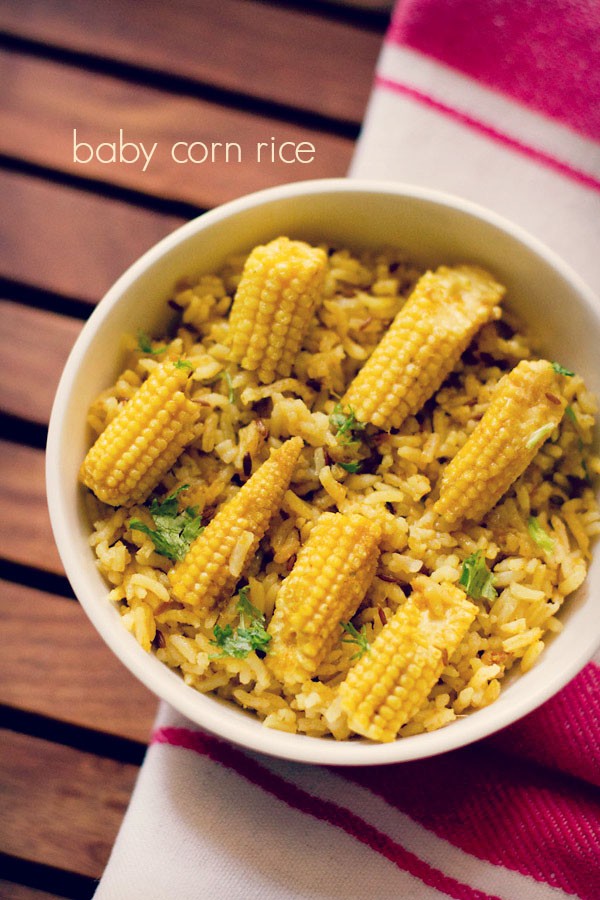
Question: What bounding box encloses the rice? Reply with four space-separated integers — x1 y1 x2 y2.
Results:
83 242 600 740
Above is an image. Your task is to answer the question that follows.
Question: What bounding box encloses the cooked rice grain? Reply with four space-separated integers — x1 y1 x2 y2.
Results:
85 243 599 741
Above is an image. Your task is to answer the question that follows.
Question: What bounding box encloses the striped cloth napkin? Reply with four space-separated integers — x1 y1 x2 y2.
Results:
95 2 600 898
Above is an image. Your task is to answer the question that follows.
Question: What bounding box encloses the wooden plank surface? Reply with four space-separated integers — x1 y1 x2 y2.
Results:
0 441 62 574
1 51 353 209
0 729 138 879
0 0 375 892
0 883 65 900
1 170 185 302
0 581 156 742
0 302 82 425
0 0 383 124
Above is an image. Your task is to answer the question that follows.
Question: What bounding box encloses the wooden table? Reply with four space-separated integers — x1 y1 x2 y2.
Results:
0 2 391 896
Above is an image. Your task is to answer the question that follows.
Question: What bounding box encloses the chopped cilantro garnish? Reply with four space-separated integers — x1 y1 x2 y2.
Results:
137 331 166 355
576 438 592 483
552 362 574 377
129 485 203 561
459 551 497 601
565 405 578 424
223 371 236 404
526 422 555 450
340 621 370 660
174 358 193 371
527 516 555 554
329 403 366 446
338 460 362 474
236 585 262 623
210 587 271 658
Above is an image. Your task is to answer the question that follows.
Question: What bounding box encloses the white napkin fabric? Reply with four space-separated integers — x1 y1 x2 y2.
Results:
350 0 600 294
95 2 600 897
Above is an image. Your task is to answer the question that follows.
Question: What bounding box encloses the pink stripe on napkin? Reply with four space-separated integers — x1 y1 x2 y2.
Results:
388 0 600 140
152 726 500 900
346 722 600 899
374 74 600 192
489 664 600 788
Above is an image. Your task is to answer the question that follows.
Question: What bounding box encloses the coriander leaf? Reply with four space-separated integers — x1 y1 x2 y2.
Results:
149 484 189 518
525 422 555 450
129 485 203 561
236 586 263 625
340 621 370 660
329 403 366 446
552 362 574 377
137 331 166 355
210 587 271 659
210 623 250 658
527 516 555 554
459 551 497 601
565 405 578 424
223 371 236 404
174 358 193 370
210 618 271 659
338 460 362 473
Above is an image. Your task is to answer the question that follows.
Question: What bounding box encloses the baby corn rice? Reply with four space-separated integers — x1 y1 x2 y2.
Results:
81 237 599 742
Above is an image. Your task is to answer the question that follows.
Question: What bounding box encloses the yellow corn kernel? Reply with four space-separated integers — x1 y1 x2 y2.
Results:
433 359 567 526
267 512 381 687
228 237 327 384
340 576 477 742
168 436 303 608
80 362 198 507
341 265 504 429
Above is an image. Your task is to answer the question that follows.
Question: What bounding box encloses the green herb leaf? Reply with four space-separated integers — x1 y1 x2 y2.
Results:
236 585 263 625
525 422 555 450
210 586 271 659
329 403 366 446
552 362 574 377
174 358 193 371
527 516 555 554
137 331 166 355
129 485 203 561
224 371 236 404
340 621 370 660
459 551 497 601
565 405 578 424
338 460 362 473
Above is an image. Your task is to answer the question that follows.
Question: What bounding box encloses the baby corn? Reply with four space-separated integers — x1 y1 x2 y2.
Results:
228 236 327 384
267 512 381 687
341 265 504 429
168 436 303 608
433 359 567 526
340 576 477 742
80 361 198 507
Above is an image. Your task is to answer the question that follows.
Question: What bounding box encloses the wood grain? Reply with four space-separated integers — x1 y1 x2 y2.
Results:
0 301 82 425
0 0 383 124
0 441 62 574
0 729 137 878
0 883 65 900
0 580 156 742
1 50 353 209
1 170 185 302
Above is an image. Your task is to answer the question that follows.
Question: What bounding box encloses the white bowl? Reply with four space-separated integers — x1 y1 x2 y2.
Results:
46 179 600 765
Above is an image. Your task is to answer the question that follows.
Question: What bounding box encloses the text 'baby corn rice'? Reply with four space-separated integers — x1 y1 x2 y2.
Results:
80 236 599 743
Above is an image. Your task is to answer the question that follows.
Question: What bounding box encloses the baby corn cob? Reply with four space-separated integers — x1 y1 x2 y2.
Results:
267 512 381 687
341 265 504 429
228 236 327 384
168 436 303 608
433 359 567 526
340 576 477 742
80 361 198 507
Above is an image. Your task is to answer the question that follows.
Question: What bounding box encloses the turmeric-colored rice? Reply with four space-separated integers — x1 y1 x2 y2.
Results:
82 241 600 741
